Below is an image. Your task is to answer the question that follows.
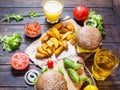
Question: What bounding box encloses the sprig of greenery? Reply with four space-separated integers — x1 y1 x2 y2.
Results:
28 11 40 19
0 14 23 23
0 11 41 23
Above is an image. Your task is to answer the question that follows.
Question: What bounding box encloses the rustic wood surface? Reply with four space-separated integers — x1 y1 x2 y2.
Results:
0 0 120 90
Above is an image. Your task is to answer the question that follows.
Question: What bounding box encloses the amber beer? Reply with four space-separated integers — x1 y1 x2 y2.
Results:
92 49 119 80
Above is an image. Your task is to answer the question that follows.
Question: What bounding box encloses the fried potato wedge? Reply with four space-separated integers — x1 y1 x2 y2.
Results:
55 45 63 56
66 22 75 32
35 52 48 59
46 40 54 47
62 40 68 49
69 39 75 45
41 34 49 43
50 37 59 49
52 27 61 40
37 46 49 55
61 31 73 40
46 30 56 37
54 22 63 30
59 27 69 34
41 43 47 51
66 34 75 40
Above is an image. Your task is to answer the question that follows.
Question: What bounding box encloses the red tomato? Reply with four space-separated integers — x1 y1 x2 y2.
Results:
10 53 29 70
73 5 89 21
47 60 54 68
24 22 41 38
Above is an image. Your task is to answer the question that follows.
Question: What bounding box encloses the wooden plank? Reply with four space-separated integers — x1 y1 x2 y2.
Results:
113 0 120 16
0 65 40 86
0 0 112 8
0 8 117 25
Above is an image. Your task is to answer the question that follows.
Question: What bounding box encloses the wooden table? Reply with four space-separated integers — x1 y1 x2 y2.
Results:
0 0 120 90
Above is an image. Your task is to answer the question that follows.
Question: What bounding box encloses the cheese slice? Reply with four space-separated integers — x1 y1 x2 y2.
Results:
76 45 100 53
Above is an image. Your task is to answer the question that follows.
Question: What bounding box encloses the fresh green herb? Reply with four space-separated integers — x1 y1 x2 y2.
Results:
40 66 49 74
12 14 23 21
88 10 105 36
57 66 63 75
0 33 22 52
0 14 23 22
28 12 41 19
81 76 91 84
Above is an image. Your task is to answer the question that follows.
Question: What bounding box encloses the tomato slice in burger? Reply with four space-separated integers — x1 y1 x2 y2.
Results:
10 53 29 70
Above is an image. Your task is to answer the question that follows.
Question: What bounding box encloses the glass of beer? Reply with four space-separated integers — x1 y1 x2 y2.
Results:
92 48 119 80
42 0 64 24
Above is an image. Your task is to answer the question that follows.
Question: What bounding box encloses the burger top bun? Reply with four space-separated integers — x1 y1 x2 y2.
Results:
75 26 102 50
36 70 67 90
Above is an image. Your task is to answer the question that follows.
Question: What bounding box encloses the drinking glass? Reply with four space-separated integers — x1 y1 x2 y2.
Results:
92 48 119 80
42 0 64 24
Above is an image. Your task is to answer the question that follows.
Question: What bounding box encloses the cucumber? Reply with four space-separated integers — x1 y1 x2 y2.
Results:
63 58 82 69
67 68 80 83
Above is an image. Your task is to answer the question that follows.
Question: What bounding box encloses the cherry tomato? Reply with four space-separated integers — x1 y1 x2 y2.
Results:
47 60 54 68
83 85 99 90
73 5 89 21
10 52 29 70
24 22 41 38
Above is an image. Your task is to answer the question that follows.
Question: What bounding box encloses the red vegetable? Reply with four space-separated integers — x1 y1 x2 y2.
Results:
24 22 41 38
47 60 54 68
73 5 89 21
10 52 29 70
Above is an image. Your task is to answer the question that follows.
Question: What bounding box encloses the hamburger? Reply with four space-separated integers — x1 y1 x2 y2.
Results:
75 26 102 54
36 70 67 90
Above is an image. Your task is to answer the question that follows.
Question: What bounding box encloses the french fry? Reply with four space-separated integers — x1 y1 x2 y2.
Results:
35 52 48 59
41 34 49 43
52 27 61 40
62 40 68 49
50 37 59 49
54 22 63 30
37 46 49 55
61 31 73 40
55 45 63 56
66 22 75 32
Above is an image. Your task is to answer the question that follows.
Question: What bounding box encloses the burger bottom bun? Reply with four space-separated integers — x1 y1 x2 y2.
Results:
36 70 67 90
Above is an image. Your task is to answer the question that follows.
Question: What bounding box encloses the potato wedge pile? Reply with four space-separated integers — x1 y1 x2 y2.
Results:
36 22 75 59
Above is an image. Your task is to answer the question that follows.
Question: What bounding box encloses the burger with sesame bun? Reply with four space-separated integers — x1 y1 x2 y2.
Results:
36 70 67 90
75 26 102 55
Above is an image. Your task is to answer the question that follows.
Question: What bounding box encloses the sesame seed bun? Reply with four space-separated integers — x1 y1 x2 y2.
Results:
75 26 102 50
36 70 67 90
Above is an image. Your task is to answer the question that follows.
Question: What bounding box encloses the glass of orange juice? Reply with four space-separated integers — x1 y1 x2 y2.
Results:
92 48 119 80
42 0 64 24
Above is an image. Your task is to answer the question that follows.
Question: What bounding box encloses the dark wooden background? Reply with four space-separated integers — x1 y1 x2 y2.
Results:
0 0 120 90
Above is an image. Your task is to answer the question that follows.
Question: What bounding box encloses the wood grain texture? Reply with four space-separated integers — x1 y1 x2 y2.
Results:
0 0 112 8
0 0 120 90
113 0 120 16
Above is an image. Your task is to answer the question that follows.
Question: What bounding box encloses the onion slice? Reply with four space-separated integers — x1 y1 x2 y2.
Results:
24 69 40 85
84 19 97 27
